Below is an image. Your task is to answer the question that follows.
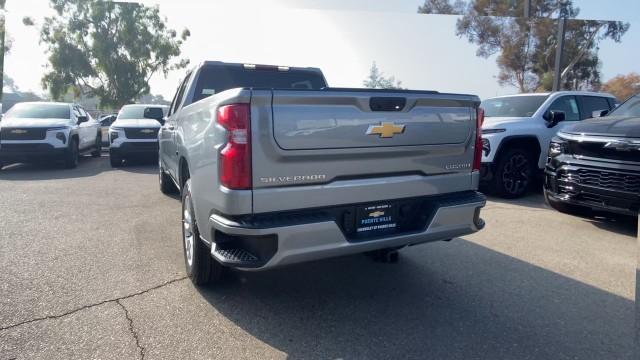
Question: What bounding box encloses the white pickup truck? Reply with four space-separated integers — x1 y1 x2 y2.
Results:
479 91 617 198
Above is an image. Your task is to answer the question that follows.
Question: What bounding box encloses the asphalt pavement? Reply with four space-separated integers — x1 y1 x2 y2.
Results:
0 155 636 359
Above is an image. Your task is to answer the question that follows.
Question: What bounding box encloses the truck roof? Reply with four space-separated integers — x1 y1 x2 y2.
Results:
196 61 323 74
485 91 616 100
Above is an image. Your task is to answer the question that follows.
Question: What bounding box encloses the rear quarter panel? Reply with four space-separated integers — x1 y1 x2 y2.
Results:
175 88 253 235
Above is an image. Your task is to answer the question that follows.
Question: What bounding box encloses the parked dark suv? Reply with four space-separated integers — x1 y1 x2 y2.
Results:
544 94 640 216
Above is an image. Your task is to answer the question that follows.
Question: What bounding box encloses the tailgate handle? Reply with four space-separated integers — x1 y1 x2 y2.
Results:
369 97 406 112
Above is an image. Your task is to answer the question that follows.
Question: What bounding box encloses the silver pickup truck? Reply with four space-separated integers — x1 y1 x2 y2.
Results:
159 61 486 285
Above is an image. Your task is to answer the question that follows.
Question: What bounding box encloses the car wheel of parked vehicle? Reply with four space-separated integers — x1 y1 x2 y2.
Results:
64 138 79 169
91 134 102 158
544 190 592 217
110 153 122 168
182 179 224 286
491 148 534 198
159 159 177 194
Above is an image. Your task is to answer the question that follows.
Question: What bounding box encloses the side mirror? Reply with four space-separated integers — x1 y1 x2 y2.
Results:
599 109 609 117
545 110 565 128
77 115 88 124
143 107 165 124
157 117 166 126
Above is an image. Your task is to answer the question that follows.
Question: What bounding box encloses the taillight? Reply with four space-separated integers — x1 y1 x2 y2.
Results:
218 104 251 190
473 107 484 171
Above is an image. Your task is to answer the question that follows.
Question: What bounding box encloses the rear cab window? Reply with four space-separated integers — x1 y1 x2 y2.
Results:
580 96 611 119
188 65 327 106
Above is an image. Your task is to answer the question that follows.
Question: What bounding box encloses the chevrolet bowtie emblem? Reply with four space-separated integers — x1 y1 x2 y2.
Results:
603 140 640 152
11 129 27 134
140 129 154 134
366 122 405 138
369 211 386 218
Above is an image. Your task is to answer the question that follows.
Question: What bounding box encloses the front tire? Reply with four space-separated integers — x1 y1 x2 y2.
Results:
490 148 535 198
109 151 122 168
182 179 224 286
64 138 79 169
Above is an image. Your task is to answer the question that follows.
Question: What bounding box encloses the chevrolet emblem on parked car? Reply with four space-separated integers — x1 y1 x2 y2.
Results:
11 129 28 134
366 122 405 138
603 140 640 152
140 129 155 134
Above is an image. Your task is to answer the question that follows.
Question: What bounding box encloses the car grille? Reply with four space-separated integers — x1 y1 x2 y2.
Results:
0 128 48 141
0 143 54 153
568 140 639 163
559 168 640 194
124 128 159 140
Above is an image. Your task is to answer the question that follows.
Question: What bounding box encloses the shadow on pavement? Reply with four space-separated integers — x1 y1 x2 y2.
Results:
0 153 157 180
583 214 638 238
196 240 634 359
0 154 110 181
486 192 638 237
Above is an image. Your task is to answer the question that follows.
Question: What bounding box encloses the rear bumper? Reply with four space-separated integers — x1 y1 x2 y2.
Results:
0 143 67 162
206 191 486 270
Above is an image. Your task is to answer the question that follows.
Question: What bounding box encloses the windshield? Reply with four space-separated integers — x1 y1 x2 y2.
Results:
481 95 548 117
609 94 640 117
4 103 71 119
192 66 327 103
118 106 166 120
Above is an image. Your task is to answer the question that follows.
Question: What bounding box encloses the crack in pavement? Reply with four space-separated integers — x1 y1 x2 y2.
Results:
0 276 188 332
116 300 145 360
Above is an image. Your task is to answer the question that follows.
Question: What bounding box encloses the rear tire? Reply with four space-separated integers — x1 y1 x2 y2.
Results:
64 138 79 169
91 134 102 158
159 159 177 194
182 179 224 286
489 148 535 199
109 152 122 168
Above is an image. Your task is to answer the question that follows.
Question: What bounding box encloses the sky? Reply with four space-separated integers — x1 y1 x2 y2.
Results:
2 0 639 103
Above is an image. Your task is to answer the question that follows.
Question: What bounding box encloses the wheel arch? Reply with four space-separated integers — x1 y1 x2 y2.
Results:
493 135 542 167
178 156 190 190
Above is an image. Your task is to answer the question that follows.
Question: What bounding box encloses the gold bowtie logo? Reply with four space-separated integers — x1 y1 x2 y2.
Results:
369 210 386 218
366 122 405 138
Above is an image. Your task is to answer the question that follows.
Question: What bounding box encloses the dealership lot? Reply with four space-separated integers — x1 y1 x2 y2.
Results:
0 155 636 360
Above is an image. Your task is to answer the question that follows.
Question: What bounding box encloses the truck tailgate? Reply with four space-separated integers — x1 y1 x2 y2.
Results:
250 88 480 213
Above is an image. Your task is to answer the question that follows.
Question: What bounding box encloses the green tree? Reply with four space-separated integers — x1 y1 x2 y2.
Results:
29 0 190 108
1 0 8 101
418 0 629 92
601 73 640 101
363 62 404 89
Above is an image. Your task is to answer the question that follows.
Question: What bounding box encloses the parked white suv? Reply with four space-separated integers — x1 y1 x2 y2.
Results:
480 91 617 198
108 104 168 167
0 102 101 169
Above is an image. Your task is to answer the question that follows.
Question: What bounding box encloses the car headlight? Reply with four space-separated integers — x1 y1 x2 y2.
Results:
55 132 67 144
548 138 567 157
110 131 119 143
481 128 506 135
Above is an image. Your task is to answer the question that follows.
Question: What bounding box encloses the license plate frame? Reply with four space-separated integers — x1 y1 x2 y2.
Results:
355 203 399 236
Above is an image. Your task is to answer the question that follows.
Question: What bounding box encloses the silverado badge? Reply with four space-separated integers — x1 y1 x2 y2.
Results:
366 122 405 138
140 129 155 134
11 129 27 134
